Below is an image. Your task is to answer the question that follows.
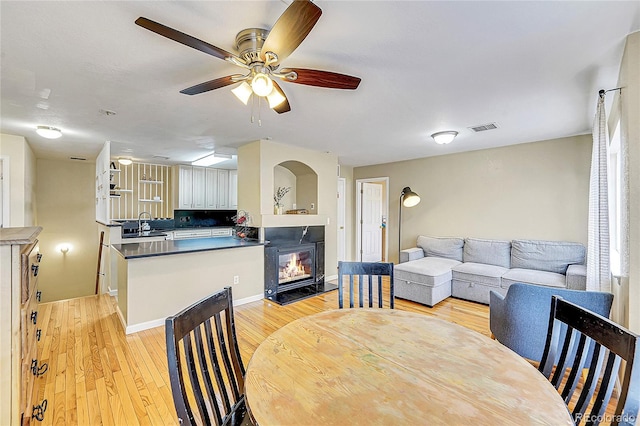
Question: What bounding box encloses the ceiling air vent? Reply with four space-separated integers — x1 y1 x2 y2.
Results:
468 122 499 133
152 155 170 160
69 157 87 161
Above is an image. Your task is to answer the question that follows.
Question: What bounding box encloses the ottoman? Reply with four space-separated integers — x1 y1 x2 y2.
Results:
394 256 461 307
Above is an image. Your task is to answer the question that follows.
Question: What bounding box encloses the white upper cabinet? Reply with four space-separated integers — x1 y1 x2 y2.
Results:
229 170 238 209
175 165 237 210
205 168 218 209
216 169 229 209
192 166 206 209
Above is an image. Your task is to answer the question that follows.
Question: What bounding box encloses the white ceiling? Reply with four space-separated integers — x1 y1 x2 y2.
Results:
1 1 639 167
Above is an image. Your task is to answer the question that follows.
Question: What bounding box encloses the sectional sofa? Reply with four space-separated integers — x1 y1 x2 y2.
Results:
395 236 587 306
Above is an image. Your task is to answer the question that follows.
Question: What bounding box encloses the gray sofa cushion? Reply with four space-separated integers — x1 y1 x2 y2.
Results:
501 268 566 289
451 262 507 288
394 256 461 287
511 239 585 274
463 238 511 268
416 236 464 262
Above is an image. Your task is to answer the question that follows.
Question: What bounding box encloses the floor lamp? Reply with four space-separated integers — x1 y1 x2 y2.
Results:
399 187 421 262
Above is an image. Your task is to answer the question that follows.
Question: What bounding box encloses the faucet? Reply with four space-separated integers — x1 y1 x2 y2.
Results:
138 212 152 233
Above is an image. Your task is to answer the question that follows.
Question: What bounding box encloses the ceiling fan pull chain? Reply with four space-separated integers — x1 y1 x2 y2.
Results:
258 96 262 127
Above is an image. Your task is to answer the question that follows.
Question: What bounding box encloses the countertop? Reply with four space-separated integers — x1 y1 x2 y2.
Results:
111 237 263 259
0 226 42 245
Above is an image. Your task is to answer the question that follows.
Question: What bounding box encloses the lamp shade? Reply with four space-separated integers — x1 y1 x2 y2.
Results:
401 187 420 207
251 73 274 97
231 82 253 105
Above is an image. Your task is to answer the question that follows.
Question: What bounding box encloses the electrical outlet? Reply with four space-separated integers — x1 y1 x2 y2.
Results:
311 203 315 210
233 275 239 285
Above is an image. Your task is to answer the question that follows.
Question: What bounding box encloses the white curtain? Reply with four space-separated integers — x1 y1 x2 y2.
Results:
586 93 611 292
617 93 630 281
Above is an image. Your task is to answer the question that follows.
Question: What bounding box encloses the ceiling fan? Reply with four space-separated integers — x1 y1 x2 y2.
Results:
135 0 361 114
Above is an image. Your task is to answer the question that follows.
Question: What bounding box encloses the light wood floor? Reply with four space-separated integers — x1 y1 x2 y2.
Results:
34 289 491 425
41 286 627 425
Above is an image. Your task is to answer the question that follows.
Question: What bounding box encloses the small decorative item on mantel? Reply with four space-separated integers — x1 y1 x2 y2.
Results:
273 186 291 215
233 210 250 240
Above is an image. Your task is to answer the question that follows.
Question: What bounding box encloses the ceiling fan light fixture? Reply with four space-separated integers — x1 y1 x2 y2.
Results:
231 81 253 105
36 125 62 139
251 73 273 97
431 131 458 145
266 88 286 109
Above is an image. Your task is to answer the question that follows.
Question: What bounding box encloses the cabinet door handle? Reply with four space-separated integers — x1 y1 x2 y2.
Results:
37 253 43 262
31 310 38 324
31 359 48 376
36 329 42 341
32 264 39 276
36 290 42 302
31 399 48 421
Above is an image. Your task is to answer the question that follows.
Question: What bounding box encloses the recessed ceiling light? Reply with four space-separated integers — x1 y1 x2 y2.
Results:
36 126 62 139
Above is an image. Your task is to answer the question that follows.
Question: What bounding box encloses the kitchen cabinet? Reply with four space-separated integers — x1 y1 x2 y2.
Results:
229 170 238 209
216 169 229 209
1 227 47 425
176 165 205 209
175 165 237 210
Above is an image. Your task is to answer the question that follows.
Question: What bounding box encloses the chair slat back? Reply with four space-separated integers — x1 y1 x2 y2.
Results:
338 261 394 309
539 296 639 426
166 287 246 426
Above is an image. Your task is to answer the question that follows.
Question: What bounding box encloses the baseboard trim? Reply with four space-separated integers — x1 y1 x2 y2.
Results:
123 292 264 335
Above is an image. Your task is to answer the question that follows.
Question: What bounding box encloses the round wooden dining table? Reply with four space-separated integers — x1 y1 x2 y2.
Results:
244 309 573 425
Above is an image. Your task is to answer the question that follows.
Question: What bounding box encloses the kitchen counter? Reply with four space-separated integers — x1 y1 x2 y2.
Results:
111 236 264 334
112 237 261 259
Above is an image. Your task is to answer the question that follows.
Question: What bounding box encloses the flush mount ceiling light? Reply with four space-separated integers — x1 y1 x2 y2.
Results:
431 131 458 145
117 158 133 166
36 125 62 139
192 152 233 167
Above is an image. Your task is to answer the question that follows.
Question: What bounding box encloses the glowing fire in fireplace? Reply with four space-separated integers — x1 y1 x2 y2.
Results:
279 252 311 283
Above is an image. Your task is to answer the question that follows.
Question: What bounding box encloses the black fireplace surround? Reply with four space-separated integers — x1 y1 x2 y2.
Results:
264 226 337 305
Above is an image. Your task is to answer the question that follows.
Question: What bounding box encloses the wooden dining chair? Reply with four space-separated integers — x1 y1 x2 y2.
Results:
165 286 251 426
338 261 394 309
538 296 639 425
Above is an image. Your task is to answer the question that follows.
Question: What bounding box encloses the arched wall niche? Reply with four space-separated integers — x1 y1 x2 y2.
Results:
273 160 318 214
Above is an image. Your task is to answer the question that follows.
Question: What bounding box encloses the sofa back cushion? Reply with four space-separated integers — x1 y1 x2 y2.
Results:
463 238 511 268
417 236 464 262
511 239 586 275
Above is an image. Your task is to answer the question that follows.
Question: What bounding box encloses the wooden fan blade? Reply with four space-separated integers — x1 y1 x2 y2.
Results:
261 0 322 64
280 68 361 89
271 81 291 114
135 17 239 62
180 75 242 95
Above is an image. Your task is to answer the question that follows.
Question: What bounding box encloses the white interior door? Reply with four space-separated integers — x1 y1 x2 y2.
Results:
361 182 383 262
337 178 346 262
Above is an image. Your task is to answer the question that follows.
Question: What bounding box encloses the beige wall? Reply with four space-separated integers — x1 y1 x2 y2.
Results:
616 31 640 333
339 165 355 261
0 133 37 227
354 135 592 264
238 139 339 275
36 158 98 302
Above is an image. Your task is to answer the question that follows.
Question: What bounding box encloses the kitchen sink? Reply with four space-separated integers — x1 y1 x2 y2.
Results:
122 230 167 239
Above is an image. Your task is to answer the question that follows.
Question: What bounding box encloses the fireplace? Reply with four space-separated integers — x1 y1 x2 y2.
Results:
276 244 316 291
264 226 335 305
